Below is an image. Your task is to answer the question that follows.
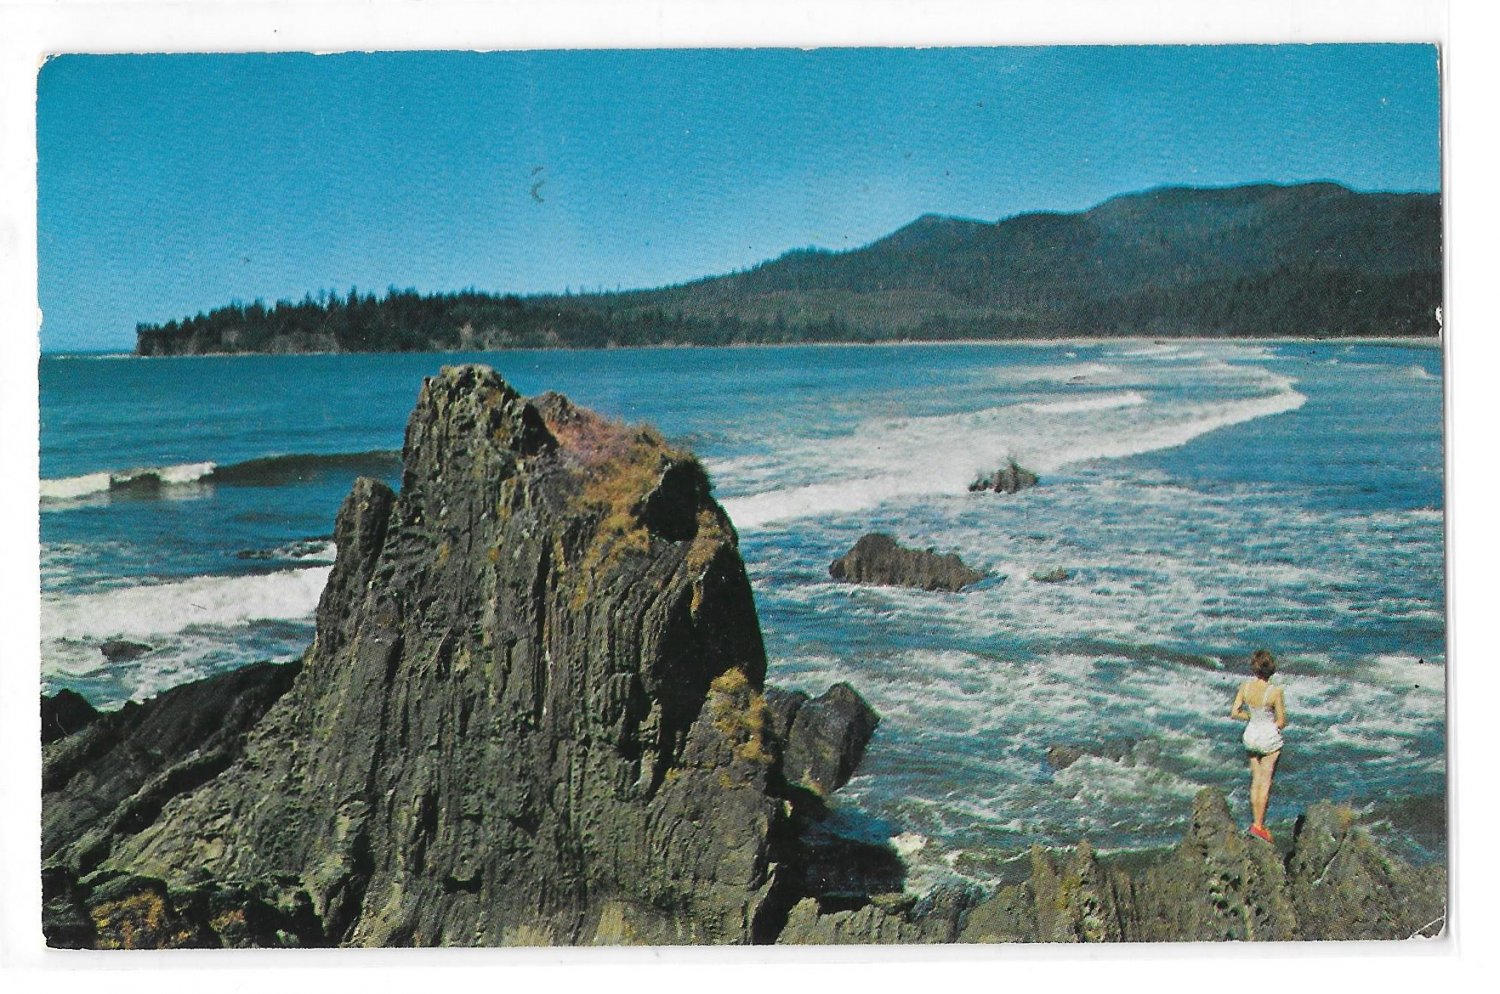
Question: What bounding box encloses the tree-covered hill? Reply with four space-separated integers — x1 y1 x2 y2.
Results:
135 182 1442 355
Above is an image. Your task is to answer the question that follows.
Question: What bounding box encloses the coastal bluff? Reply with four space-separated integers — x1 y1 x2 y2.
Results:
41 366 1444 947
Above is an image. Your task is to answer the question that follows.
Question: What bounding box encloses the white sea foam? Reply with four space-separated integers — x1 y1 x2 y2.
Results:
40 565 331 642
1108 343 1180 358
1408 364 1437 380
39 471 112 501
988 362 1122 385
1032 388 1305 473
891 832 928 859
1021 391 1147 415
722 372 1306 529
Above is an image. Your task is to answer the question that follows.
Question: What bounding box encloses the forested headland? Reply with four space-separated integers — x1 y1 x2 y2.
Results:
135 182 1442 356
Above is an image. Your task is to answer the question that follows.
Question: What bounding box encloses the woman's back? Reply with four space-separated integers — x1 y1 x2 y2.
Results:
1241 679 1283 755
1242 679 1278 712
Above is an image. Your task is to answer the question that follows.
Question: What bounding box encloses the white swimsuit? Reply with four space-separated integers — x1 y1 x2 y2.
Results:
1242 682 1284 755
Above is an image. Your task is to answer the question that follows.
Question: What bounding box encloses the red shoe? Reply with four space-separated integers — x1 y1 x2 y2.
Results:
1249 824 1274 844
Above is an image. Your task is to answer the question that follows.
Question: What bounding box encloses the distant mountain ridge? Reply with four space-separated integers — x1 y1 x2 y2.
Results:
135 182 1442 355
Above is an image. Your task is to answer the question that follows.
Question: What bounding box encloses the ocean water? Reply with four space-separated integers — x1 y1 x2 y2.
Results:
38 340 1447 885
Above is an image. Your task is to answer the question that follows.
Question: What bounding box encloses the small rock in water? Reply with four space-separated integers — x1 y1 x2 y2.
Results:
968 458 1038 494
1046 738 1135 770
829 533 985 592
1031 567 1071 583
99 640 152 663
1046 744 1084 770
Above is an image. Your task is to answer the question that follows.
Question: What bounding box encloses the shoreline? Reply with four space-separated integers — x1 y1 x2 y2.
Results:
48 333 1442 360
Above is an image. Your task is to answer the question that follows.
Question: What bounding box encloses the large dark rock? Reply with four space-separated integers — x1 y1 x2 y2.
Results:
829 533 985 592
968 459 1038 495
46 366 883 948
99 639 153 663
779 683 880 798
41 688 99 745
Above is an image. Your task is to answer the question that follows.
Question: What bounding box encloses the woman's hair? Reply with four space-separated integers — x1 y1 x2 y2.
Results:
1250 648 1277 679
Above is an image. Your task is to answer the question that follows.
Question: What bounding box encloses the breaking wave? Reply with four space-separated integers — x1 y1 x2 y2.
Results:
40 565 332 643
721 376 1306 529
41 450 401 505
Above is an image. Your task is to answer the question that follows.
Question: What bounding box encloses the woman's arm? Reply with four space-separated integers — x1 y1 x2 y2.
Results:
1273 686 1287 729
1229 684 1249 721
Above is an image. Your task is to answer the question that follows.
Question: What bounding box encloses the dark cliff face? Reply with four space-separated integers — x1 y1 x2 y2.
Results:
53 365 800 945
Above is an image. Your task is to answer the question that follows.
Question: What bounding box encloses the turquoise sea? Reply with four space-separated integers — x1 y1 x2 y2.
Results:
38 340 1446 885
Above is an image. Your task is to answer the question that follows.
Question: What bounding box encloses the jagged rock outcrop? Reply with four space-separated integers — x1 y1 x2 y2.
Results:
957 788 1445 943
829 533 985 592
42 662 301 869
42 366 880 948
41 688 99 745
968 459 1038 495
763 684 879 798
1285 801 1447 940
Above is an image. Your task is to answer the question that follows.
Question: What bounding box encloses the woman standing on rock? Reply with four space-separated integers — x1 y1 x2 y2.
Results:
1229 649 1287 843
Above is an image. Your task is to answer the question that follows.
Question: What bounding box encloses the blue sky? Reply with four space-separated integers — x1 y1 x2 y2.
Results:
37 46 1441 352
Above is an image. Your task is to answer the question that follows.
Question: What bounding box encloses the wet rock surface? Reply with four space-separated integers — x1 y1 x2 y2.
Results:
1045 738 1135 771
829 533 985 592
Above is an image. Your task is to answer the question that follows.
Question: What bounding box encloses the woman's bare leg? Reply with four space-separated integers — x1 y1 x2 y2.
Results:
1248 755 1264 827
1252 751 1281 829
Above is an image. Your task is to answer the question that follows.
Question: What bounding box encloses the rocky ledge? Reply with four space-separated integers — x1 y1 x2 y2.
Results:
41 365 1444 947
779 788 1445 945
829 533 985 592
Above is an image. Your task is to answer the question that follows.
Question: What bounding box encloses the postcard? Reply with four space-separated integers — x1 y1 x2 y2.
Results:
31 37 1446 950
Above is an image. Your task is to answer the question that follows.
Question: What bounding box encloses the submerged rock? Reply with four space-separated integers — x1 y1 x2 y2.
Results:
829 533 985 592
1045 739 1134 771
968 459 1038 495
